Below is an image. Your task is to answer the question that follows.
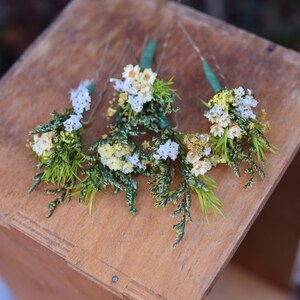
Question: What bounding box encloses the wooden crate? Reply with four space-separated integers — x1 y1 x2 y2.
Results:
1 0 300 299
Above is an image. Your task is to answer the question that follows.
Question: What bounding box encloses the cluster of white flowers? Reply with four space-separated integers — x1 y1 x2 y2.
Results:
63 80 92 132
32 132 54 157
98 143 145 174
153 139 179 161
204 86 258 139
204 105 231 138
110 64 157 113
233 87 258 120
125 152 146 170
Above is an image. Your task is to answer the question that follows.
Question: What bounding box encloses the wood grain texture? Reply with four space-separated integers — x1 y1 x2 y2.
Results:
0 0 300 299
233 151 300 289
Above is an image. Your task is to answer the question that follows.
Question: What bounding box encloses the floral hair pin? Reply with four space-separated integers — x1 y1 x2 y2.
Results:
148 128 222 248
75 9 183 216
178 21 277 189
27 36 129 217
76 63 177 215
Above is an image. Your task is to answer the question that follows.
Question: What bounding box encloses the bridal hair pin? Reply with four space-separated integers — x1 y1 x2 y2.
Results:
27 35 129 217
74 0 183 216
178 21 277 189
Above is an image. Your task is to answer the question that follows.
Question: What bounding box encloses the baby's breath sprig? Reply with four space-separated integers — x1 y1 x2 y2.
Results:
149 128 222 248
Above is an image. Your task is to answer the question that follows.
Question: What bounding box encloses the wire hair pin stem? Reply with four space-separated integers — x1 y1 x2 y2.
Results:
82 40 130 125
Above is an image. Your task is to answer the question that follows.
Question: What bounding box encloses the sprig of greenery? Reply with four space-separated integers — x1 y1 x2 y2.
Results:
149 129 221 247
28 110 84 216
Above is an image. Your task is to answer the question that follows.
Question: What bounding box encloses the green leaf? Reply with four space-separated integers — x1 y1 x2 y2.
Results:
140 39 157 70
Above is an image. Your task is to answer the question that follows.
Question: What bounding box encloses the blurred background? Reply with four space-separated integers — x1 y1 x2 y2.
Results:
0 0 300 77
0 0 299 299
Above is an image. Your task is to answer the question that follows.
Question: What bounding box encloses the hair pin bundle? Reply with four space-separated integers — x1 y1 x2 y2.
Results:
27 19 276 247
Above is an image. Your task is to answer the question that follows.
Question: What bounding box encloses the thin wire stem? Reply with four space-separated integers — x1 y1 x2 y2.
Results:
94 32 112 83
156 0 181 73
202 29 228 87
82 41 130 126
127 43 138 65
178 21 204 61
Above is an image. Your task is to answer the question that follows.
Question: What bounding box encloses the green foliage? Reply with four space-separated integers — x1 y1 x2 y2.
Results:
76 137 149 216
152 78 178 113
149 129 221 247
28 110 83 216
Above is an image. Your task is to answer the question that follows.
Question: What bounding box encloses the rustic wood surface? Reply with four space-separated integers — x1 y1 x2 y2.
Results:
233 151 300 290
0 0 300 299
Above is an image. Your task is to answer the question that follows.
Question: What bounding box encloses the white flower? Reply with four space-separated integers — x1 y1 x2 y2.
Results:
203 145 211 156
210 124 224 137
153 139 179 161
70 80 92 115
32 132 54 156
191 159 212 176
109 78 124 92
218 113 231 128
228 124 242 139
139 68 157 85
125 152 139 165
138 85 152 103
234 87 258 120
63 114 82 132
122 64 140 82
127 95 144 113
233 86 245 98
204 105 224 123
186 151 201 164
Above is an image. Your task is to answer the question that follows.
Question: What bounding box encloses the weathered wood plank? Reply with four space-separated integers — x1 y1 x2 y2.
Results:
0 0 300 299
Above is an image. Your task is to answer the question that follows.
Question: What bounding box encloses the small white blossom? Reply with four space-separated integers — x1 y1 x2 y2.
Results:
233 86 245 98
204 105 224 123
234 87 258 120
63 114 82 132
125 152 146 170
139 68 157 85
138 85 152 103
70 80 92 115
127 95 144 113
122 64 140 82
210 124 225 137
109 78 124 92
203 145 211 156
191 159 212 176
153 139 179 161
228 124 242 139
32 132 54 156
218 113 231 128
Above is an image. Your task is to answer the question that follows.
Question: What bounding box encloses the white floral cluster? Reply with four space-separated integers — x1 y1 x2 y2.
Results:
31 132 54 157
204 105 231 138
233 87 258 120
63 80 92 132
153 139 179 161
98 142 145 174
204 86 258 139
110 64 157 113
